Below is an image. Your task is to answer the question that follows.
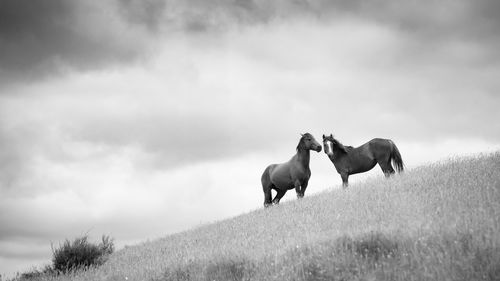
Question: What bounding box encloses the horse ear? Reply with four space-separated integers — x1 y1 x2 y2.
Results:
322 134 325 139
300 133 304 137
330 134 333 138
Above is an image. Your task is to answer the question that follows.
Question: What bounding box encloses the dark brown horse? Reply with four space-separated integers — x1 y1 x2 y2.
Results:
261 133 322 207
322 134 404 188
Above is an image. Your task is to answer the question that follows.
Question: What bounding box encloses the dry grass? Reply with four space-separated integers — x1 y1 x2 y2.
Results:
35 152 500 281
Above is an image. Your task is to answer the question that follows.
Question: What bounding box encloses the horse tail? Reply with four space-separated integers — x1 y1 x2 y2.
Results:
390 141 404 173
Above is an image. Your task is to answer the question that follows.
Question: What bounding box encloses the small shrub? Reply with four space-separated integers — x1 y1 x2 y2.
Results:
52 235 114 273
16 265 54 281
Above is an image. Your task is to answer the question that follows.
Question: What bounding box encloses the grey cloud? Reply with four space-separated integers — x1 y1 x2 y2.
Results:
0 98 284 191
0 246 48 261
0 0 154 85
0 1 71 68
0 0 286 83
0 204 54 241
221 0 500 63
66 110 289 170
2 0 500 84
117 0 167 31
0 123 40 191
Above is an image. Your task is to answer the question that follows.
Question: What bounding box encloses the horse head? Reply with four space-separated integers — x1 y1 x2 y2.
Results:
298 133 322 152
322 134 347 156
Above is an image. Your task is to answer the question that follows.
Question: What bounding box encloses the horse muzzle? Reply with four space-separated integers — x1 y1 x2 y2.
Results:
314 146 322 153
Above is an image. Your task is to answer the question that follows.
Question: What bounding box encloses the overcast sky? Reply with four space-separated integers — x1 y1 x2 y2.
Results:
1 0 500 277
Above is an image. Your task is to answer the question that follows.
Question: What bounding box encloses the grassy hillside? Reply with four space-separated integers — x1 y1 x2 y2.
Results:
41 152 500 281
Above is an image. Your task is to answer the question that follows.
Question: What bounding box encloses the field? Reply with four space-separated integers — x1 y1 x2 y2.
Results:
38 152 500 281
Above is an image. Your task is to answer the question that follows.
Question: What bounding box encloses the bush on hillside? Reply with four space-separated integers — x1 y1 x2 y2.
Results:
52 235 114 273
14 265 54 281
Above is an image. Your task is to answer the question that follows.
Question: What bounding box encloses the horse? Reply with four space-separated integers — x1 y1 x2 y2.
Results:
261 133 322 207
322 134 404 188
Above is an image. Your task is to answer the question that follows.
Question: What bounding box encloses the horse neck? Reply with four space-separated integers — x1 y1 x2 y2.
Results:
329 150 345 163
296 147 311 167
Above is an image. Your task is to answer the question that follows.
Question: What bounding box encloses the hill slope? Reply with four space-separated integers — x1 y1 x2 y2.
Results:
49 153 500 281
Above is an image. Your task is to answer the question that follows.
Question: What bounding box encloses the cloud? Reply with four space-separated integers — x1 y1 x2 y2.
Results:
0 0 156 84
117 0 167 31
2 15 500 190
2 0 500 86
0 0 290 83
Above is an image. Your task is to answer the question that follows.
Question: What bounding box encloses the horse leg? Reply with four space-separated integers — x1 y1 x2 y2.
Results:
261 166 274 208
341 173 349 188
262 180 274 208
377 159 395 178
263 185 273 207
294 180 304 199
299 180 309 198
272 189 287 205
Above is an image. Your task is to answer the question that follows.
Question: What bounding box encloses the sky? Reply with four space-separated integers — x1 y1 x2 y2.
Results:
1 0 500 277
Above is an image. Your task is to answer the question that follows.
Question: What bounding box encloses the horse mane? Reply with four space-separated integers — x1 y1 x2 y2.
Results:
296 133 312 152
296 136 307 152
344 146 354 152
330 136 351 154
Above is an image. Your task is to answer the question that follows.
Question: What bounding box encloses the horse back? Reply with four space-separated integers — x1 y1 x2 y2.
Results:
336 143 376 174
367 138 394 158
